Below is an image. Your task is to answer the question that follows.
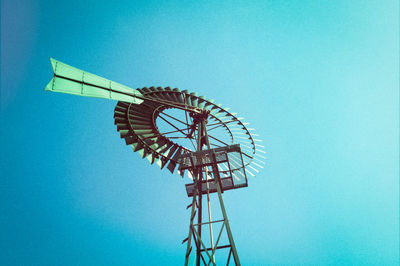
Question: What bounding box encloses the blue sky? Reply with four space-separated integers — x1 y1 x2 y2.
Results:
1 0 398 265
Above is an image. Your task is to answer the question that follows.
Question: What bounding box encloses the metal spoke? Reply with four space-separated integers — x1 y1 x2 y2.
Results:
242 152 254 159
159 111 190 126
189 138 197 150
183 95 197 150
210 143 223 148
207 134 229 146
207 124 224 132
193 123 197 144
206 119 237 129
168 136 193 139
158 115 189 137
141 127 192 140
183 93 191 135
185 112 190 133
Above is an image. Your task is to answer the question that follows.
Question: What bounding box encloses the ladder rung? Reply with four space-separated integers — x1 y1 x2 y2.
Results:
193 219 224 227
200 244 231 252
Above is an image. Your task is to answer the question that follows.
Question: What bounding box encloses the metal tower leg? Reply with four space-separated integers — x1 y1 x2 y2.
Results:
184 179 199 265
197 180 202 265
205 120 241 265
212 165 241 265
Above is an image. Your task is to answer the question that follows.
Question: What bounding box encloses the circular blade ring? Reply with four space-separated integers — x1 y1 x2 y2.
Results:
114 87 260 174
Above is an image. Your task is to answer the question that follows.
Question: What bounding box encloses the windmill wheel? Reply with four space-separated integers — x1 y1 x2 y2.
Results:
114 87 265 176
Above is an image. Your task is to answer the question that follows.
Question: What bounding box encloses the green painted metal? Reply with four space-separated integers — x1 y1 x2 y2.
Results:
45 58 143 104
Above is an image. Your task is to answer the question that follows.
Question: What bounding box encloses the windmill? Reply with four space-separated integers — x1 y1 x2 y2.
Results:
45 58 265 265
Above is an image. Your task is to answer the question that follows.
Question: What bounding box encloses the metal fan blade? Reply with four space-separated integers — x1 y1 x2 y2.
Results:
164 144 179 160
133 141 144 152
158 157 169 169
251 161 264 169
202 100 214 111
114 117 127 125
247 164 259 173
116 124 130 131
256 148 266 154
181 90 193 107
138 148 152 161
45 58 143 104
197 96 206 109
161 87 176 103
166 88 182 104
124 135 138 145
150 153 161 164
114 105 128 113
158 142 173 155
190 92 198 107
156 144 178 169
167 147 183 174
245 168 255 177
173 88 184 104
118 129 131 138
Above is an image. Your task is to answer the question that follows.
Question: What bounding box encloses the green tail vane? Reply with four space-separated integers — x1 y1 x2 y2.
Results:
45 58 143 104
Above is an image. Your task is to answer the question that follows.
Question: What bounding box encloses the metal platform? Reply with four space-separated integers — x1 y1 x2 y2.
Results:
185 177 247 197
178 144 248 197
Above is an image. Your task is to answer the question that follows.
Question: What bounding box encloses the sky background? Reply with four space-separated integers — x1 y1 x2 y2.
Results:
1 0 399 265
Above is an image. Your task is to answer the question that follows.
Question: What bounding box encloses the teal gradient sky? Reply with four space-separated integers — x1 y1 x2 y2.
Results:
1 1 399 265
